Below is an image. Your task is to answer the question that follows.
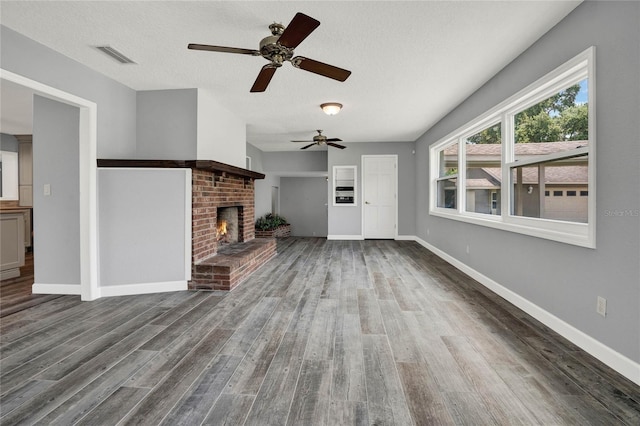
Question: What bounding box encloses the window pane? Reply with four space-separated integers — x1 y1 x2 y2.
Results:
511 153 588 223
514 79 588 162
465 123 501 214
437 178 457 209
439 143 458 178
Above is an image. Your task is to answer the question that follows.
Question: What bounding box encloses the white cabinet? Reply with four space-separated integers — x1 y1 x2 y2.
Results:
1 212 25 280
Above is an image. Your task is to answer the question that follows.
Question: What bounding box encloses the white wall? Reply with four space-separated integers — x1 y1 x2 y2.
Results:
197 89 246 168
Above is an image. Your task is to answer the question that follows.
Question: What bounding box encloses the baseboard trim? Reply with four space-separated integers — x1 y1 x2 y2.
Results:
32 283 82 295
327 235 364 240
98 281 188 298
411 235 640 386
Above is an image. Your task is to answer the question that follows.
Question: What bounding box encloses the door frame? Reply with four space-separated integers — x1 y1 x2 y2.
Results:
1 69 99 301
361 154 398 239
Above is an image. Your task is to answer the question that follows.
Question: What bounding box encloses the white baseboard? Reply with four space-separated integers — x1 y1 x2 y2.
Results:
32 283 82 296
98 281 188 298
395 235 415 241
327 235 364 240
410 236 640 386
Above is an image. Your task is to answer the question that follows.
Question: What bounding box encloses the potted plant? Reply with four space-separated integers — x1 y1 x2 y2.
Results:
255 213 291 238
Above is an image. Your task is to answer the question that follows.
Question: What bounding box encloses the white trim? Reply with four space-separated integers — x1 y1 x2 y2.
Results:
98 281 188 298
327 234 364 240
428 47 595 248
1 69 99 301
32 283 82 296
184 169 192 280
409 235 640 386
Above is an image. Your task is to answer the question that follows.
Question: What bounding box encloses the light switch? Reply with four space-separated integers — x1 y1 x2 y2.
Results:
44 184 51 196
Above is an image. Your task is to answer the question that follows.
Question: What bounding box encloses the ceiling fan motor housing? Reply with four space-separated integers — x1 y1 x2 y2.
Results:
260 27 293 66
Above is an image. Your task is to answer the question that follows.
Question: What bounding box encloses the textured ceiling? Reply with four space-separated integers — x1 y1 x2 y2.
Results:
0 1 581 151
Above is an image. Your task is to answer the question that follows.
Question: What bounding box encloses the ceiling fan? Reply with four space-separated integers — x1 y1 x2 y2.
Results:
292 130 346 150
188 12 351 92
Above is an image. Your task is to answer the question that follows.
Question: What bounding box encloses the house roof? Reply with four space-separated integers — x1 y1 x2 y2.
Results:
483 166 588 185
445 140 588 156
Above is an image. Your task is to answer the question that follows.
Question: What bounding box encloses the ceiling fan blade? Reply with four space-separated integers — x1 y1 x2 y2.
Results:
300 143 317 150
291 140 313 143
326 138 343 142
327 142 346 149
277 13 320 49
291 57 351 81
250 65 278 92
188 44 261 56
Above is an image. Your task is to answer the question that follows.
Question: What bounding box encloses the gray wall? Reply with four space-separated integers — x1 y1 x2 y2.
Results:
98 168 189 286
281 177 328 237
1 133 19 152
248 145 329 220
328 142 416 237
262 151 328 173
32 96 80 285
246 143 278 219
415 1 640 362
1 26 137 158
136 89 198 160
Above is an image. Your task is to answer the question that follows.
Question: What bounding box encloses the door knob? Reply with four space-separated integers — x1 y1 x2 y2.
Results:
365 201 370 204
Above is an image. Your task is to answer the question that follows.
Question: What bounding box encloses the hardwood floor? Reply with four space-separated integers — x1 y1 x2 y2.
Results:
1 238 638 425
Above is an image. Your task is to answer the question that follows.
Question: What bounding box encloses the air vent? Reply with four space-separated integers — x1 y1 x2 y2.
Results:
95 45 136 64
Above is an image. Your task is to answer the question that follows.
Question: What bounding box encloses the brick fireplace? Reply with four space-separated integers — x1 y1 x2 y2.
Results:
190 167 276 290
97 159 277 291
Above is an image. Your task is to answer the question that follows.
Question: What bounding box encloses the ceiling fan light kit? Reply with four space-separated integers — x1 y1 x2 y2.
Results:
188 12 351 92
320 102 342 115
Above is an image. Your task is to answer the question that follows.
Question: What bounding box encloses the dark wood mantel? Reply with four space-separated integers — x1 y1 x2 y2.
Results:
97 159 265 180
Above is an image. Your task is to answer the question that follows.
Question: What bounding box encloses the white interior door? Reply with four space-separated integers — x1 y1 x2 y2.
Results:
363 155 397 239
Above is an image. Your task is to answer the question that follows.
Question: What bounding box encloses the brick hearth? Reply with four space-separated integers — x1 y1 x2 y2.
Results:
191 238 276 291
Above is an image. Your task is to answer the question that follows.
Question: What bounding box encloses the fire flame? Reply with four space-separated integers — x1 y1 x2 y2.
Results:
217 220 228 237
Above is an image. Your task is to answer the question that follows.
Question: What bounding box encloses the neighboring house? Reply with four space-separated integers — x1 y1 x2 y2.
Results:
444 141 589 222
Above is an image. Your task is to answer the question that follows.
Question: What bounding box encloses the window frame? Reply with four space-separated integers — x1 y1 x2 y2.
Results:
429 47 595 248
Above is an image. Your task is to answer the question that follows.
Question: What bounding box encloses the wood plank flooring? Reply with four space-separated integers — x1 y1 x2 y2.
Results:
1 238 638 425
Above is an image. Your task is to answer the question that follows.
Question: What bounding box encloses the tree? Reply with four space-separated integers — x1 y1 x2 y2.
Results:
559 104 588 140
514 83 588 143
466 123 501 144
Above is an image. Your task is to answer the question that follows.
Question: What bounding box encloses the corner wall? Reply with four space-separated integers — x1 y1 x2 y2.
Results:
415 1 640 376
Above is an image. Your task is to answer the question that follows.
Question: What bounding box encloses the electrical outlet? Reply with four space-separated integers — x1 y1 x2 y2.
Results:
466 245 470 254
427 228 430 236
43 184 51 196
596 296 607 317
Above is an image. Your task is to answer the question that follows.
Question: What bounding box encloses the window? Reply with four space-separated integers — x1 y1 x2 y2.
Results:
435 143 458 209
430 47 595 247
465 122 501 215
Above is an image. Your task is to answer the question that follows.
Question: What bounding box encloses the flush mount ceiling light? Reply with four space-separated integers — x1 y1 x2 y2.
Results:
320 102 342 115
